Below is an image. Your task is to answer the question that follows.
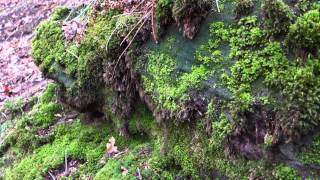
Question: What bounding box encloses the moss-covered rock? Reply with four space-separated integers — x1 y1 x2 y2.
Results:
24 1 320 179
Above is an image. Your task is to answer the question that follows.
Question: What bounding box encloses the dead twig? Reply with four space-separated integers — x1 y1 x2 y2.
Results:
64 151 68 175
151 0 159 44
111 13 149 79
137 167 142 180
120 12 151 46
48 171 56 180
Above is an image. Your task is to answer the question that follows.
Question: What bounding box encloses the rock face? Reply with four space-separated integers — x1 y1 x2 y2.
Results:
32 0 320 179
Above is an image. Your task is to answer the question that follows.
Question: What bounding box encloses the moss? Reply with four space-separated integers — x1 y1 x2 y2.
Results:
172 0 211 20
32 102 61 128
32 7 141 114
0 84 62 157
287 9 320 56
94 144 155 180
262 0 293 37
299 134 320 165
211 113 233 146
143 37 213 112
5 128 40 154
272 164 301 180
4 121 109 179
156 0 174 26
1 98 24 114
32 19 65 73
51 6 70 21
234 0 254 18
128 104 158 137
40 83 58 104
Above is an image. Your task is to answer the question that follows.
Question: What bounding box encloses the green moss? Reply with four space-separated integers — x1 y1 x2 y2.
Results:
32 102 61 128
172 0 211 20
32 19 65 73
128 105 158 137
262 0 293 36
32 8 141 113
234 0 254 18
5 128 40 154
143 37 213 112
299 134 320 165
94 144 154 180
272 164 301 180
156 0 174 24
51 6 70 21
210 113 233 146
4 121 109 179
40 83 58 104
1 98 24 114
287 9 320 56
0 84 62 157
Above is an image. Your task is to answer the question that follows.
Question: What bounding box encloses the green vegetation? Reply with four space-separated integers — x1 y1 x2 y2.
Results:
272 164 301 180
287 9 320 57
4 1 320 179
1 84 156 179
143 37 213 112
1 98 24 115
299 134 320 165
262 0 293 36
95 144 154 180
234 0 254 18
156 0 174 26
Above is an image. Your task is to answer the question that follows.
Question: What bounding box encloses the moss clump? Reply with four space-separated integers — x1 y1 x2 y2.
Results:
0 84 61 156
262 0 293 37
32 20 65 73
1 98 24 115
234 0 255 18
299 134 320 165
287 9 320 57
128 104 158 137
272 164 301 180
51 6 71 21
94 144 155 180
143 37 213 112
32 7 142 115
4 121 109 179
156 0 174 26
172 0 211 20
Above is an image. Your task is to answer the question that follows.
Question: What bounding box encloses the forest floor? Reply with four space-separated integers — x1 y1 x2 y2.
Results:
0 0 90 106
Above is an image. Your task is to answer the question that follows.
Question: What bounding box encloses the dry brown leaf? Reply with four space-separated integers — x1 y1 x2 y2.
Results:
106 136 119 154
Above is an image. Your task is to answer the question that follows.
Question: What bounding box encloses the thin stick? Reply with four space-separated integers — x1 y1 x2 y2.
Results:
120 11 151 46
64 151 68 175
215 0 220 13
137 167 142 180
111 15 149 79
129 0 146 14
151 0 159 44
48 171 56 180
